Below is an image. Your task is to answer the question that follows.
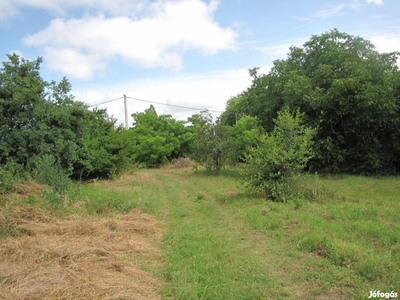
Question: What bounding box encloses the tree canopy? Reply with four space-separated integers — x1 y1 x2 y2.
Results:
130 105 192 168
0 54 129 179
223 29 400 174
1 29 399 184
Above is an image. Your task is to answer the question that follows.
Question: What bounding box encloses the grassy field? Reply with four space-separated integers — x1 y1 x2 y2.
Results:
1 165 399 299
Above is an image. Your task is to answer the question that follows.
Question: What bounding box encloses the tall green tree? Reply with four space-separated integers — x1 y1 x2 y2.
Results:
0 54 47 167
130 105 191 168
227 116 263 163
80 108 134 179
0 53 132 179
225 29 400 174
220 94 248 126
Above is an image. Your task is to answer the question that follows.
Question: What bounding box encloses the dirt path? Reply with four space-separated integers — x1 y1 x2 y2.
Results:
152 167 347 299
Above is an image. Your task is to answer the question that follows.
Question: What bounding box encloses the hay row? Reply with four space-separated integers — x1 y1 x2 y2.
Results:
0 209 163 300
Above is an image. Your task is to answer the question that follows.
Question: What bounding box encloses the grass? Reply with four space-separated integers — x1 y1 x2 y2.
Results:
158 171 272 299
0 180 163 299
1 167 399 299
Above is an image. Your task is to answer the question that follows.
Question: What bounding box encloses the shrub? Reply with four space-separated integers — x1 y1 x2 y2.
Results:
0 161 25 195
32 154 70 195
242 108 316 202
0 168 13 195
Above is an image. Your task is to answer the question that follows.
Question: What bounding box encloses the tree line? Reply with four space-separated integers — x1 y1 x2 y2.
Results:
1 29 399 200
221 29 400 174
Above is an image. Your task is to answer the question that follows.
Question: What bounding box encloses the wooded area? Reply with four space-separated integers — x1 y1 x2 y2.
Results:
1 29 399 201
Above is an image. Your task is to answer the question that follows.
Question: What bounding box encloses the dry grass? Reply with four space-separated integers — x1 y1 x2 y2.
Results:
100 172 163 191
0 208 164 300
168 157 194 169
1 181 45 202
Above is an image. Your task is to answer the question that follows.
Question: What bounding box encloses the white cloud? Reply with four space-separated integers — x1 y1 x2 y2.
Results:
258 43 295 59
44 47 106 80
370 33 400 53
366 0 383 4
257 38 305 62
8 49 24 57
0 0 148 20
0 0 19 21
23 0 237 79
314 2 362 18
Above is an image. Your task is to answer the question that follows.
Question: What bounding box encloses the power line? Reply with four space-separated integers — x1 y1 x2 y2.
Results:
88 95 223 113
126 96 223 113
88 96 123 107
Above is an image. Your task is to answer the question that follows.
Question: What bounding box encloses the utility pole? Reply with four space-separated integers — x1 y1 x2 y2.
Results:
123 94 128 129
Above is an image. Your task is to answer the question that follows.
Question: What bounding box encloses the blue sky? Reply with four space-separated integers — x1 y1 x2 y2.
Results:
1 0 399 126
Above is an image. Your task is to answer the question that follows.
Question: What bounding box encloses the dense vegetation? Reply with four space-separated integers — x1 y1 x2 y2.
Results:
1 29 400 199
222 29 400 174
0 54 128 181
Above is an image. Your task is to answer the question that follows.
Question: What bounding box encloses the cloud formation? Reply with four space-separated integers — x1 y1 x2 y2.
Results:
0 0 147 20
366 0 383 4
370 33 400 53
314 2 362 19
22 0 237 79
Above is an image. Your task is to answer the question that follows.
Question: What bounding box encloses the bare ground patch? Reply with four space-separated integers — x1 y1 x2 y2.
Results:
0 208 163 300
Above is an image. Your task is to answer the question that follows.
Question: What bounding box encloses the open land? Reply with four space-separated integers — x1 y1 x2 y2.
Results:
1 164 399 299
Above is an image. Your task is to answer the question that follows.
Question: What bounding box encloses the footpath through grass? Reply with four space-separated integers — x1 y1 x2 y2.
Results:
89 166 400 299
1 166 399 299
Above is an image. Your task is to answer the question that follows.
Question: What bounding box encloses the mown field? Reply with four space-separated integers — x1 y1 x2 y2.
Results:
1 164 399 299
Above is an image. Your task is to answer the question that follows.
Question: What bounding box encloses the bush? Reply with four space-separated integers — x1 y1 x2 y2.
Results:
0 161 25 195
0 168 13 195
32 154 70 195
242 108 316 202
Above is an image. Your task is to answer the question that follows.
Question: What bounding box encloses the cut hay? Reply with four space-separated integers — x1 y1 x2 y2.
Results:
0 209 163 300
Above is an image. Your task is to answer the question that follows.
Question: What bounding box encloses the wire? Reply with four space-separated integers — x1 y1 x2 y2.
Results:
88 95 224 113
88 96 123 107
126 96 223 113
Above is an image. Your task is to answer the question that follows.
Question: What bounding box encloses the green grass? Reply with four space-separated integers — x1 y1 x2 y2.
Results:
158 173 273 299
1 168 399 299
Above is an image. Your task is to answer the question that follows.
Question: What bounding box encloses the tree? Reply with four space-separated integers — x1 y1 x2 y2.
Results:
80 108 135 179
0 53 132 179
225 29 400 174
0 54 47 167
130 105 191 168
227 116 263 163
220 94 248 126
0 54 90 176
187 110 229 172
